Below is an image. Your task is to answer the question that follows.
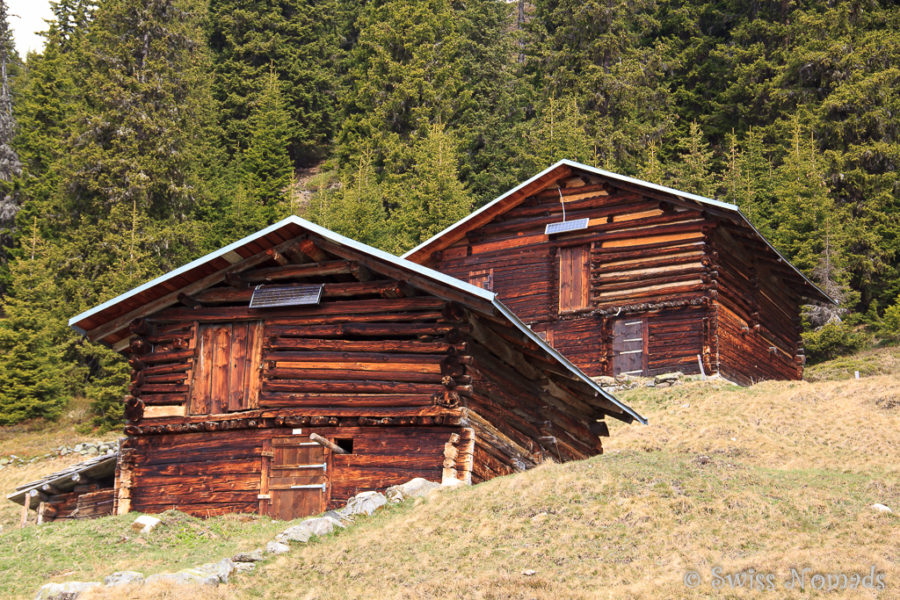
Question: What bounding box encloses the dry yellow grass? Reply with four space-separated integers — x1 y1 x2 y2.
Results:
82 363 897 600
6 351 899 599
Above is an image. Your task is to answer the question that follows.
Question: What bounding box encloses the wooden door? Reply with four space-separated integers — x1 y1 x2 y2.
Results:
190 321 263 415
611 318 648 376
262 436 330 520
559 246 590 312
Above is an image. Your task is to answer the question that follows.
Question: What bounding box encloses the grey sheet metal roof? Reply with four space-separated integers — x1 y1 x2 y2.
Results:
68 215 645 424
403 159 835 304
7 451 117 508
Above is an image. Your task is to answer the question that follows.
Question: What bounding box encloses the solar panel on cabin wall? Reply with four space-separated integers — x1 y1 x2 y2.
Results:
249 284 323 308
545 217 590 236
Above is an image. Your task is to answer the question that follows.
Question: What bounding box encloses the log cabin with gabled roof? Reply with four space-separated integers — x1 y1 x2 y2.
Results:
67 216 644 520
404 160 836 384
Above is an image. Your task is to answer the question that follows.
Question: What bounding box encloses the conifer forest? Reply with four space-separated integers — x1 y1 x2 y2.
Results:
0 0 897 426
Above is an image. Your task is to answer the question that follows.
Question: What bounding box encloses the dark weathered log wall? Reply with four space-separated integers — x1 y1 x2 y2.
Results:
121 427 457 517
425 173 805 381
428 179 714 377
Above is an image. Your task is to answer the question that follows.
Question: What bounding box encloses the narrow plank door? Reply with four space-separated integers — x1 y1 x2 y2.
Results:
190 321 263 415
264 436 329 520
611 318 648 376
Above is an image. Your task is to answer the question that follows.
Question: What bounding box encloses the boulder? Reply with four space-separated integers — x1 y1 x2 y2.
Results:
594 376 616 387
871 503 892 514
339 491 387 517
277 515 344 543
103 571 144 587
266 541 290 555
232 549 264 563
234 562 256 573
34 581 100 600
653 371 684 385
385 478 441 503
194 558 236 584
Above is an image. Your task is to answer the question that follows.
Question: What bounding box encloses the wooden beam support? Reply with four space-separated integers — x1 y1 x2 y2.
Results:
242 260 352 283
309 433 348 454
265 248 290 266
298 239 328 263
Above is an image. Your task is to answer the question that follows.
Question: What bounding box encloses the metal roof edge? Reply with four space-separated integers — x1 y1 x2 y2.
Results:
68 217 306 328
404 158 835 305
69 215 499 333
402 159 572 259
490 298 647 425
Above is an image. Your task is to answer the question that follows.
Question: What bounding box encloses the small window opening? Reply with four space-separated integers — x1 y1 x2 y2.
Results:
335 438 354 454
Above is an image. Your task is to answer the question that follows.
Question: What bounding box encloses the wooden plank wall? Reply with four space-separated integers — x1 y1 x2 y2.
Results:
708 227 804 383
121 427 455 516
644 307 708 376
428 178 714 377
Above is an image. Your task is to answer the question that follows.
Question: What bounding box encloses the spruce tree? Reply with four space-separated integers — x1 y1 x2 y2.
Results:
238 68 293 230
0 0 21 292
672 121 715 197
207 0 345 165
0 238 69 424
389 122 472 253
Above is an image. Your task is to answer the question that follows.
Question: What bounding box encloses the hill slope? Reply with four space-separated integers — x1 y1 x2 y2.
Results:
2 351 898 599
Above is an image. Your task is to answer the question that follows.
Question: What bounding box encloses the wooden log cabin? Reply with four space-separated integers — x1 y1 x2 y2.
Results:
404 160 835 384
68 216 644 520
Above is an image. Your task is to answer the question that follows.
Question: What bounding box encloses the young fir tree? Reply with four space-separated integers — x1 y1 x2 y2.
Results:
237 68 293 231
522 96 594 172
0 237 69 424
388 122 472 253
306 150 388 249
672 121 715 197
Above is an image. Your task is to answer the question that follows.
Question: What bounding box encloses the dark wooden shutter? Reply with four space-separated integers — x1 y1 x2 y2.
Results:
190 321 263 415
559 246 590 312
611 318 648 376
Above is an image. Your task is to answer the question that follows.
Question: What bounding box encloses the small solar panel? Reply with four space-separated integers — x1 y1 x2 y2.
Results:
545 217 590 235
250 284 323 308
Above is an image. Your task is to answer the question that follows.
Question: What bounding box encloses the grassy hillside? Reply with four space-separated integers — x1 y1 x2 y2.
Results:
1 350 898 599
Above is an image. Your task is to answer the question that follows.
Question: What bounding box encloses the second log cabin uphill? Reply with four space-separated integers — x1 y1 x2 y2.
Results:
68 216 644 520
404 160 836 384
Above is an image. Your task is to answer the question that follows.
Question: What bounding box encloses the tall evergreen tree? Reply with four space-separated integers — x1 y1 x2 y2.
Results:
388 122 472 253
207 0 345 165
238 69 293 227
0 0 21 292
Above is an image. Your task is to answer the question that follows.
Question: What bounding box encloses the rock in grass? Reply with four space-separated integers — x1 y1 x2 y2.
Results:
234 562 256 573
103 571 144 586
871 503 892 513
277 516 344 543
34 581 101 600
654 371 684 385
340 491 387 517
194 558 236 584
385 478 441 503
146 570 220 586
232 549 264 563
266 541 290 555
131 515 162 535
